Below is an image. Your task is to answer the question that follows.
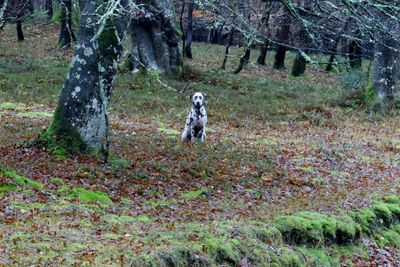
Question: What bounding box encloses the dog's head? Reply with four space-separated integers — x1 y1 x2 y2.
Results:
190 92 207 109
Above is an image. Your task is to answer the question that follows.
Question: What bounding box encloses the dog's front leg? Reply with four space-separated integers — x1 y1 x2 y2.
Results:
190 127 196 141
181 122 192 141
201 130 206 141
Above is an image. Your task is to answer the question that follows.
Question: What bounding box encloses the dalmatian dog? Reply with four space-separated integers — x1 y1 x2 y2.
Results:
181 92 208 142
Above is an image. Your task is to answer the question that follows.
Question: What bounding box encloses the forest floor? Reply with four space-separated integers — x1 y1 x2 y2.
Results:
1 23 400 266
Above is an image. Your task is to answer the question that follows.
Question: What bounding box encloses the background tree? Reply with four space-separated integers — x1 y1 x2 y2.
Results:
373 7 400 105
257 1 273 65
130 0 180 75
184 0 194 59
45 0 52 20
58 0 75 48
273 9 290 70
0 0 32 41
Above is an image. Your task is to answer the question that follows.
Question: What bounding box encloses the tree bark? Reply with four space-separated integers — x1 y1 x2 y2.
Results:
209 23 224 44
45 0 52 20
233 46 251 74
179 0 185 59
16 20 24 41
184 0 194 59
273 17 290 70
291 27 309 76
221 26 234 70
326 19 350 72
374 38 398 102
58 0 75 48
41 0 126 154
291 50 307 76
0 0 7 29
257 2 272 65
257 39 269 65
130 0 180 75
349 40 362 69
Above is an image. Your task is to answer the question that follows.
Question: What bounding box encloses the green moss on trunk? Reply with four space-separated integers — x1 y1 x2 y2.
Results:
38 106 86 154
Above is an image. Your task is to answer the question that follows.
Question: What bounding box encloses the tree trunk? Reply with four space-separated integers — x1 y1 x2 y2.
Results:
326 19 350 72
209 24 224 44
257 2 272 66
130 0 180 75
58 0 75 48
257 39 269 65
221 26 234 70
349 40 362 69
41 0 126 154
291 50 307 76
273 19 290 70
16 21 24 41
0 0 8 29
291 28 308 77
45 0 52 20
184 0 194 59
233 46 251 74
179 0 185 59
374 37 398 102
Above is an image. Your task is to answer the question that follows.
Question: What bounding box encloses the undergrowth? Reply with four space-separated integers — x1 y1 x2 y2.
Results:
1 170 399 266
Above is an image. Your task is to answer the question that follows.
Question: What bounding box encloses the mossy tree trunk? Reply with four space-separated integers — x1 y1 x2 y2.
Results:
42 0 126 154
58 0 75 48
130 0 180 75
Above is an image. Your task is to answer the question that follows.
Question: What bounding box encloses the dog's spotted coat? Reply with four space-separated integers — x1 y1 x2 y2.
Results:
181 92 208 142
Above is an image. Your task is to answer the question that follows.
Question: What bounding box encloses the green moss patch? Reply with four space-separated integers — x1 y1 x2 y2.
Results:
16 111 53 118
50 177 63 185
110 157 131 169
0 184 18 192
158 126 180 136
203 237 241 263
273 215 325 245
1 170 44 188
272 195 400 247
130 194 400 266
38 106 87 155
67 188 113 205
105 214 151 224
181 188 208 200
0 102 25 110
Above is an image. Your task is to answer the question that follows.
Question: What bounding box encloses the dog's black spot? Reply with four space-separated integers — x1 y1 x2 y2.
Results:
190 117 194 122
193 125 203 137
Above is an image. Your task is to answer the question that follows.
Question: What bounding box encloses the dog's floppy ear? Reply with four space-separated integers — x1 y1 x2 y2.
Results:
202 93 208 100
189 92 194 100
